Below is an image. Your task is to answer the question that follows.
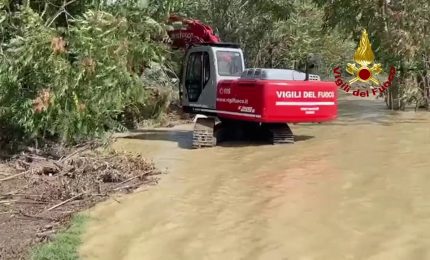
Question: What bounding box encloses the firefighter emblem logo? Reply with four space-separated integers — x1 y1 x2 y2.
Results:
333 29 396 97
346 29 382 85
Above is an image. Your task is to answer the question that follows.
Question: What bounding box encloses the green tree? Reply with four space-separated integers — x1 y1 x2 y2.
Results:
257 0 355 78
172 0 293 67
0 1 173 146
168 0 353 78
313 0 430 109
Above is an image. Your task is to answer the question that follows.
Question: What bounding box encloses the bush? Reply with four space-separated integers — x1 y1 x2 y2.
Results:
0 5 173 145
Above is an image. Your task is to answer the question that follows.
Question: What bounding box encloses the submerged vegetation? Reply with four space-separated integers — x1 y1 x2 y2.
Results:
0 0 429 147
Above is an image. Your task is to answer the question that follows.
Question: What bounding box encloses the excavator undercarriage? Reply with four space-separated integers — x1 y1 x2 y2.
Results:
191 116 295 149
192 117 217 148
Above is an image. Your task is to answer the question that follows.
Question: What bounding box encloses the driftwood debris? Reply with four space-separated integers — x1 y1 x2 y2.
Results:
0 144 162 260
1 146 161 218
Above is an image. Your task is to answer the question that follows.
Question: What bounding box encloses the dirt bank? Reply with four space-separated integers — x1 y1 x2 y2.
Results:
0 100 194 259
0 146 163 260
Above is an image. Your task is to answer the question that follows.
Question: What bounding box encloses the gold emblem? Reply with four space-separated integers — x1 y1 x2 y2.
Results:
346 29 382 85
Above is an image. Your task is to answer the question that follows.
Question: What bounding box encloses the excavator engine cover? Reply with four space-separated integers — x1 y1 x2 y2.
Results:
215 69 337 123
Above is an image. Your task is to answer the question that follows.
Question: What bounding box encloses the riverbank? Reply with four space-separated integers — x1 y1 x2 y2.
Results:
0 145 163 260
0 102 192 260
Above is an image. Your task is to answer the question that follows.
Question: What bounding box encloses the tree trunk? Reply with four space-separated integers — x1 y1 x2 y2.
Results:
387 60 407 110
386 88 392 109
422 52 430 109
268 44 273 68
387 73 401 110
388 80 400 110
416 73 428 109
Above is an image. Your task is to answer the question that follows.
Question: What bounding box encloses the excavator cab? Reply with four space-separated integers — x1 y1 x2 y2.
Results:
180 43 245 113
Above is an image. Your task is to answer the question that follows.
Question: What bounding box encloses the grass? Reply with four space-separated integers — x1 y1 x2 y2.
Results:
31 214 89 260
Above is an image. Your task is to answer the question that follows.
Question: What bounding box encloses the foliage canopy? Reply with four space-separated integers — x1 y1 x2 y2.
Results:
1 0 427 147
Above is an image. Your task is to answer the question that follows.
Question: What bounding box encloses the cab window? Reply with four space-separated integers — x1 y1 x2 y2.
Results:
216 51 243 76
185 52 211 102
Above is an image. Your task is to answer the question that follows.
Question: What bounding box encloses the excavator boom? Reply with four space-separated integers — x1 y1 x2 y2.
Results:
167 14 221 49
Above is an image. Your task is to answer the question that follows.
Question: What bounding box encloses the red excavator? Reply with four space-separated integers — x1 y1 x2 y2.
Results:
166 15 338 148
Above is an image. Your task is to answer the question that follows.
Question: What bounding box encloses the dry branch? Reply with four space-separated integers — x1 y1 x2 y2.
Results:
115 170 152 186
58 145 91 163
18 210 58 221
45 193 84 212
0 171 27 182
113 184 140 191
0 199 18 204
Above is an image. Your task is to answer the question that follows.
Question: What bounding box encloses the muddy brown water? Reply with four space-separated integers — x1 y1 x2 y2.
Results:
80 93 430 260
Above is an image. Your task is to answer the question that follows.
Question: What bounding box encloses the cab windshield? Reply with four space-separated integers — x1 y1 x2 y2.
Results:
216 51 243 76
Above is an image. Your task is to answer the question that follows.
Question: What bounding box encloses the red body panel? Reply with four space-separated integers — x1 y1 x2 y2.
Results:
216 79 337 123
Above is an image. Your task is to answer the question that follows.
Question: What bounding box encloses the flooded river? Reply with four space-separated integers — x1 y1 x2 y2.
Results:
80 93 430 260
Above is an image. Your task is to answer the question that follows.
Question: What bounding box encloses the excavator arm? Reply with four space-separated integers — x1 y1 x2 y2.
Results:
166 14 221 49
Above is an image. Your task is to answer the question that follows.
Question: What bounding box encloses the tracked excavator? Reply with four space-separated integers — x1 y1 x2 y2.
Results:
166 15 338 148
